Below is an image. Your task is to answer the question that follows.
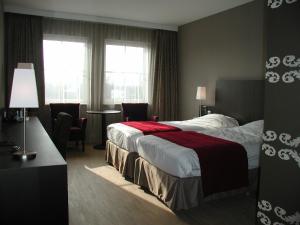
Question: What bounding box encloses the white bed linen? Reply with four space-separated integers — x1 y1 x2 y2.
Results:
107 114 239 152
136 120 264 178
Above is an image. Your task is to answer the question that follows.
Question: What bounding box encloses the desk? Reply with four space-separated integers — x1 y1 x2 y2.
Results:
87 110 121 149
0 117 68 225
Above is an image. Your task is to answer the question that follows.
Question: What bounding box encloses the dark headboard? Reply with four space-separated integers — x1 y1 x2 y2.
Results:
215 80 264 125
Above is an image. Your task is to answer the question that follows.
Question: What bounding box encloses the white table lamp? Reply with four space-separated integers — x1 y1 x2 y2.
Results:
196 86 206 117
9 63 39 160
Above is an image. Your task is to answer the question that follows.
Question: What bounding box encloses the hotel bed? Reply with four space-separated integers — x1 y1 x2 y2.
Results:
106 80 264 179
106 113 239 179
105 79 264 210
134 120 264 210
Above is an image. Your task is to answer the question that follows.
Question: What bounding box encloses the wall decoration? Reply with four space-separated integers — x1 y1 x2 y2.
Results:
262 130 300 168
266 56 281 69
257 211 271 225
263 130 300 147
265 55 300 83
265 71 280 83
268 0 299 9
279 133 300 147
278 149 300 167
281 70 300 83
257 200 300 225
263 130 278 141
258 1 300 224
261 145 300 168
261 143 276 156
258 200 273 211
283 55 300 68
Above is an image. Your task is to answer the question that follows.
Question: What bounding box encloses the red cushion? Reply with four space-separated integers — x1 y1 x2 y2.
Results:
69 126 82 140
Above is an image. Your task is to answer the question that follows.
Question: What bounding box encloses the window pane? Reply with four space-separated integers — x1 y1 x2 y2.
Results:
124 46 143 73
43 39 89 104
105 44 125 72
104 41 149 105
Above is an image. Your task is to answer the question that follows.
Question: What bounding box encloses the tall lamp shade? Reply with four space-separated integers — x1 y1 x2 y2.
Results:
9 64 39 160
196 86 206 117
9 68 39 108
196 86 206 100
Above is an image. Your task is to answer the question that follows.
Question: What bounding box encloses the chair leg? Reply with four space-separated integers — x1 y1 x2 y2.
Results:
82 141 85 152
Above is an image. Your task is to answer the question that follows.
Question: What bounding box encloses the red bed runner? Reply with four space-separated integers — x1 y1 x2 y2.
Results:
121 121 181 135
153 131 248 196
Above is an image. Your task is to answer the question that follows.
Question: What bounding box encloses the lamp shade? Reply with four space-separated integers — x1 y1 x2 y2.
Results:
9 68 39 108
196 86 206 100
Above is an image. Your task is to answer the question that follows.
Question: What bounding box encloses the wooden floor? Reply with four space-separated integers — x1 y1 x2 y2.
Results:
67 145 256 225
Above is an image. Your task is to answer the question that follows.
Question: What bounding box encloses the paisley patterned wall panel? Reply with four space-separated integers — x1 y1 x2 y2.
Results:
257 1 300 224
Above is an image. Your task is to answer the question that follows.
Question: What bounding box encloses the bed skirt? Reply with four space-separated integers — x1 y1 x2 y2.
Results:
105 140 138 179
134 157 259 211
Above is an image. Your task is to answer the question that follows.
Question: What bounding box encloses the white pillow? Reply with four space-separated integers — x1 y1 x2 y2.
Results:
239 120 264 137
192 113 239 128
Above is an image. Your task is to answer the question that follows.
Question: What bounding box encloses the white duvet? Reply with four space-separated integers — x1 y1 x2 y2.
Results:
107 114 239 152
136 120 264 178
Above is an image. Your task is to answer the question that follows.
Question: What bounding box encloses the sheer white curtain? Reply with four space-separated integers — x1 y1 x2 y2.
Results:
43 34 91 104
103 40 150 105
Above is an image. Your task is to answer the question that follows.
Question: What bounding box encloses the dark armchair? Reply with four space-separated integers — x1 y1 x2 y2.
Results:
52 112 73 159
50 103 87 152
121 103 159 122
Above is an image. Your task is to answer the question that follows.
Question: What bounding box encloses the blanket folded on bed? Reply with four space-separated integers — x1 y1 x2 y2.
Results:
121 121 181 135
153 131 249 196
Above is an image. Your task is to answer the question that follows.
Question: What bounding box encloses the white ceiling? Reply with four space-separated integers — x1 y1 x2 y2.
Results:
3 0 253 31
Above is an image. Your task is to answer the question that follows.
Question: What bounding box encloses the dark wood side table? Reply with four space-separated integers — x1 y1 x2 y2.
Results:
87 110 121 150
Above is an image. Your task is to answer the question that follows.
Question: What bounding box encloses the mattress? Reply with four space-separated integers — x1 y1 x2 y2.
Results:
136 120 264 178
107 113 239 152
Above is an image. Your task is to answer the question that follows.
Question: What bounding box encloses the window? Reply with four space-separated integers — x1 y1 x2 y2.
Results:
43 37 90 104
103 40 149 105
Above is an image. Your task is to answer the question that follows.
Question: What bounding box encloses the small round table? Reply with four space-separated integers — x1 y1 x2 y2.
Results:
87 110 121 150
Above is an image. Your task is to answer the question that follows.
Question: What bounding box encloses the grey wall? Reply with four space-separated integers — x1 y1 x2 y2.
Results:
0 0 4 109
178 0 265 120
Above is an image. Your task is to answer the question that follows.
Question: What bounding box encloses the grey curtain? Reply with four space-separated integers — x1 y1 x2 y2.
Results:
151 30 178 120
0 1 4 109
5 13 45 107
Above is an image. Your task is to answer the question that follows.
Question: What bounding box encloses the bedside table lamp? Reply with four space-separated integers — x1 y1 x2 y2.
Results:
196 86 206 117
9 63 39 160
